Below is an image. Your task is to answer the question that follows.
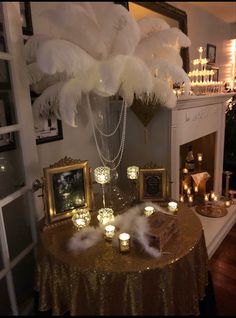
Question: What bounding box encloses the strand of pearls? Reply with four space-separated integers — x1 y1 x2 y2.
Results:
92 99 125 137
86 94 127 171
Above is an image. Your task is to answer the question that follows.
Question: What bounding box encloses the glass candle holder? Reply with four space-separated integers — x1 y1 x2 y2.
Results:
168 201 178 212
183 183 188 191
144 206 155 216
94 166 110 184
187 187 192 195
72 208 91 230
224 200 231 208
197 153 203 162
119 233 130 253
179 195 184 203
127 166 139 180
194 185 198 193
182 168 188 174
104 224 116 241
213 194 218 202
210 192 216 200
97 208 114 226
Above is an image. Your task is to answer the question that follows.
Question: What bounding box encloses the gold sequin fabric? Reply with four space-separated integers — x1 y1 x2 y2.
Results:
36 203 209 315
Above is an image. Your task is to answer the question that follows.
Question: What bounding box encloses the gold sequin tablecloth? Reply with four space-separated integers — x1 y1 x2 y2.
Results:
36 203 209 315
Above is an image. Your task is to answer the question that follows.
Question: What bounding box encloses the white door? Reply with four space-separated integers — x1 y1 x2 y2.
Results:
0 2 41 315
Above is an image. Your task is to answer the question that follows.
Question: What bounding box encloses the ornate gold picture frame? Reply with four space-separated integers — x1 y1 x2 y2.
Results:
43 157 92 224
138 167 167 202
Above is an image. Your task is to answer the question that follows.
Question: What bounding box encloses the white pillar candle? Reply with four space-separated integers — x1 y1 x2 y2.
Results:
144 206 155 216
119 233 130 253
127 166 139 180
104 224 116 241
168 201 178 212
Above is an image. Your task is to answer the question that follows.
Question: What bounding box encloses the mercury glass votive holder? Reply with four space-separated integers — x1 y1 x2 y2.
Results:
104 224 116 241
168 201 178 212
72 208 91 230
97 208 114 226
144 206 155 216
94 166 110 184
127 166 139 180
119 233 130 253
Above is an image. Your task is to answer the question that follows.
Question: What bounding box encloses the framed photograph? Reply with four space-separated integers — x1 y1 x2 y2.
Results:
139 167 167 202
0 92 16 152
206 43 216 64
20 2 33 36
31 92 63 144
43 157 92 224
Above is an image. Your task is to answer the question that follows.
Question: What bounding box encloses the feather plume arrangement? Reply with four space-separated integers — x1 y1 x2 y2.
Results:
68 227 103 252
25 2 191 126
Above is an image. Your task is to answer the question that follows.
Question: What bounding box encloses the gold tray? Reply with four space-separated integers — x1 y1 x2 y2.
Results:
195 203 228 218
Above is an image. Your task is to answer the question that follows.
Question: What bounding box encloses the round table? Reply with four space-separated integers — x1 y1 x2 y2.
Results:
36 203 209 315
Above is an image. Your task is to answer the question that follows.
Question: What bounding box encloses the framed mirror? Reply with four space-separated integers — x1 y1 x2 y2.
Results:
121 1 190 73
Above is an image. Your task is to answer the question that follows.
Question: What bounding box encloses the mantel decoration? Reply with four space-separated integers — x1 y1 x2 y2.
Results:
25 2 191 170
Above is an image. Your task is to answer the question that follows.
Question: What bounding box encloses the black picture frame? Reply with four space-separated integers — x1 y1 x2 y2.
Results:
206 43 216 65
123 1 190 73
31 91 63 146
20 2 33 36
0 92 16 152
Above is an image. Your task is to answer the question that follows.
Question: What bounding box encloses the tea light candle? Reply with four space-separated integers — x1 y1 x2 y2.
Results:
225 200 231 207
127 166 139 180
210 192 216 200
104 224 116 241
119 233 130 253
194 185 198 193
187 188 191 195
97 208 114 225
182 168 188 174
144 206 155 216
168 201 178 212
72 208 91 230
94 166 110 184
179 195 184 203
213 194 218 202
197 153 203 162
188 195 193 204
184 184 188 191
204 193 210 202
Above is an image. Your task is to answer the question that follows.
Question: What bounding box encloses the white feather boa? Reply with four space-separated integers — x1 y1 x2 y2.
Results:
68 202 173 258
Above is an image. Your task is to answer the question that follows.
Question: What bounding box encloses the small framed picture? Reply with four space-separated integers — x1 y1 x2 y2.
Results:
138 167 167 202
206 43 216 64
20 2 33 36
43 157 92 224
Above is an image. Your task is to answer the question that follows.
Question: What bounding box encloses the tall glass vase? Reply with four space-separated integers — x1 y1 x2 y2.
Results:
88 93 130 213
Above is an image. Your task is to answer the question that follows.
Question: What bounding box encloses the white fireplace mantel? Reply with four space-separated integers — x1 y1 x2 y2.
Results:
171 93 235 200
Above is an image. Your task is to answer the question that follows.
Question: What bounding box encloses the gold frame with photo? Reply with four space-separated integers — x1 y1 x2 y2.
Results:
138 166 167 202
43 157 92 224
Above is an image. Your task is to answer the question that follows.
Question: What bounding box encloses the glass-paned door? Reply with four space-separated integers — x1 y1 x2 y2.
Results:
0 2 41 315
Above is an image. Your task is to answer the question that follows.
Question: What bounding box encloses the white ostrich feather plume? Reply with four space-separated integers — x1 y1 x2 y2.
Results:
138 16 170 40
36 39 96 77
24 34 53 64
32 82 64 119
25 2 191 127
68 227 103 252
119 56 153 106
135 43 183 67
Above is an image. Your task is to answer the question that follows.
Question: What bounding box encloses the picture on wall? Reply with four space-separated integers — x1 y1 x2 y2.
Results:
206 43 216 64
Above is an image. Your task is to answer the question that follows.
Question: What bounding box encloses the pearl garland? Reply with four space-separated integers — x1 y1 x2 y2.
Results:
86 94 127 171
